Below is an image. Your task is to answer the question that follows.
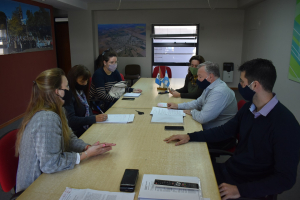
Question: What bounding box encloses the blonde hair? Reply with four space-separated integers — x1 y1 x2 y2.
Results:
15 68 71 156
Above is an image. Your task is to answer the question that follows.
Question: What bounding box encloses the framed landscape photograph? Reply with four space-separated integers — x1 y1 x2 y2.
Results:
0 0 52 55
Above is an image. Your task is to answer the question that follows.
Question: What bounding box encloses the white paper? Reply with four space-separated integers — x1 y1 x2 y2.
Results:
157 103 168 108
124 93 141 97
97 114 135 124
138 174 202 200
150 107 186 116
59 187 135 200
151 114 183 123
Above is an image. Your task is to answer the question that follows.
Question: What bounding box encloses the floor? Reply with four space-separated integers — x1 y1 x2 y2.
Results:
1 91 300 199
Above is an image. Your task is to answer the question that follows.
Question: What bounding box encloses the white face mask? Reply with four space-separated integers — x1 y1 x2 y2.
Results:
108 63 117 72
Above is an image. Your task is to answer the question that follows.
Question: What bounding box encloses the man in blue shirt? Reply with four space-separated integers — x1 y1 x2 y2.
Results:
167 61 237 130
164 58 300 199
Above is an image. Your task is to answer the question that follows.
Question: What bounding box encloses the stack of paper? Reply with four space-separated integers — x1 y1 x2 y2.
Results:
124 93 141 97
157 103 168 108
138 174 207 200
97 114 135 124
59 187 135 200
150 107 185 123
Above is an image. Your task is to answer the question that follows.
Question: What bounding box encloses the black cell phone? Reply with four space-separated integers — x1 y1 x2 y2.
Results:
120 169 139 192
158 91 169 94
165 126 184 131
122 98 135 100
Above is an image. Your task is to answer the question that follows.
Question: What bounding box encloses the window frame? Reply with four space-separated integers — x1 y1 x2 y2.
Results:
151 24 199 68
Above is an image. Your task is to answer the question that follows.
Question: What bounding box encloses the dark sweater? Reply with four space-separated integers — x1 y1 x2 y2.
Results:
176 75 203 99
90 67 133 102
188 102 300 198
64 94 96 138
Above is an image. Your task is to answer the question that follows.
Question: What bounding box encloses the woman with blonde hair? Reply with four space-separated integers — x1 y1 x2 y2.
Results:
15 68 115 193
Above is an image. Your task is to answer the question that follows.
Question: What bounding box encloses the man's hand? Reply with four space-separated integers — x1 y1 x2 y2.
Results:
167 103 178 109
183 110 191 115
171 91 181 98
219 183 241 200
164 134 190 146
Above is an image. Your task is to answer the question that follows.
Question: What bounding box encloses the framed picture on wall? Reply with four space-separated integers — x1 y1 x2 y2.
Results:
98 23 146 57
289 0 300 83
0 0 53 55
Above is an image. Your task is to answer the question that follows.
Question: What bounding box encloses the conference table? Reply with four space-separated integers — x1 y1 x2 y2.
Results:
17 78 221 200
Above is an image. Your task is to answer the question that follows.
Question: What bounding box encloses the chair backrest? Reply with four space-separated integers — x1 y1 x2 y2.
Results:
120 73 125 81
125 65 141 75
238 99 246 110
0 129 19 192
152 66 172 78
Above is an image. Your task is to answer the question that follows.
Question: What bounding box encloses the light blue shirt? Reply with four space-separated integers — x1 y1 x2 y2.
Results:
178 78 237 130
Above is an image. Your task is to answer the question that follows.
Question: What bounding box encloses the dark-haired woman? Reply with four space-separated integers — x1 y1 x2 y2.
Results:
15 68 115 192
64 65 108 138
90 50 142 112
169 55 205 99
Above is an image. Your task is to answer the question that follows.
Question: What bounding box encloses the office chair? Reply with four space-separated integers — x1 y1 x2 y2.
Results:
120 73 125 81
124 64 141 86
0 129 24 199
152 66 172 78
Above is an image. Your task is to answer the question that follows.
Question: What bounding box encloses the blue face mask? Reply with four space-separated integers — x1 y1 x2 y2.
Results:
196 77 210 89
238 81 255 101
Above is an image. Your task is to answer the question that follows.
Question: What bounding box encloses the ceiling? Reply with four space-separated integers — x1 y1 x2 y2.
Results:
33 0 265 12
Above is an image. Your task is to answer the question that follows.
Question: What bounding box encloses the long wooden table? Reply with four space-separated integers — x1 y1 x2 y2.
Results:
17 78 221 200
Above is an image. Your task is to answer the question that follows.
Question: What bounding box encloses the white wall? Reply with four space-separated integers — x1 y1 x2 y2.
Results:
91 9 244 87
242 0 300 121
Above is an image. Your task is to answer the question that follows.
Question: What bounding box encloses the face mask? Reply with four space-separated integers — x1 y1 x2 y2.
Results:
238 82 255 101
58 89 72 106
196 77 210 89
189 67 198 76
75 82 87 91
108 63 117 72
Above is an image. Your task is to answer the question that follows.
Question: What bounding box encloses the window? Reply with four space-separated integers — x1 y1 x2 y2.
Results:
152 24 199 78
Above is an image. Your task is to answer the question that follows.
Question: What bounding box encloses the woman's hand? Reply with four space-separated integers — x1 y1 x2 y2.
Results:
133 89 142 93
83 143 116 159
171 91 181 98
96 114 108 122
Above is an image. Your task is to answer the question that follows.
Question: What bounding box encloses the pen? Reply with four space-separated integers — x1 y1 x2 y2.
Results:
97 106 104 114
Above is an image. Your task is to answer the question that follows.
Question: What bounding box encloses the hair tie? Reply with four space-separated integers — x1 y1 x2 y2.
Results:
102 48 110 55
33 81 36 84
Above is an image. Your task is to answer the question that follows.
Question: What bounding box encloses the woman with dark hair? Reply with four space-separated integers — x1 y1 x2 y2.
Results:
169 55 205 99
64 65 107 138
15 68 115 193
90 50 142 112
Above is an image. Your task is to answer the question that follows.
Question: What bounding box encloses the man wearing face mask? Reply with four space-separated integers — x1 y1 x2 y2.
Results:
168 61 237 133
64 65 108 137
164 58 300 199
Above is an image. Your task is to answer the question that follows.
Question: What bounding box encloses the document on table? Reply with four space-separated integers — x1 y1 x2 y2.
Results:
124 93 141 97
157 103 168 108
138 174 202 200
150 107 186 116
59 187 135 200
151 114 183 123
97 114 135 124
